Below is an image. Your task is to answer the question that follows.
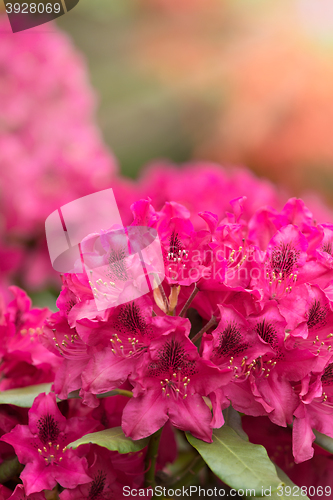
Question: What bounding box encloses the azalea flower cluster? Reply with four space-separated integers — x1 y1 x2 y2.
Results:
0 288 152 497
1 192 333 496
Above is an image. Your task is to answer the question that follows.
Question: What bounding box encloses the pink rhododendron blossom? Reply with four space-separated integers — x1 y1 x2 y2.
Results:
1 393 98 494
122 321 232 442
81 308 182 398
293 363 333 463
40 191 333 464
4 179 333 498
58 446 120 500
0 287 60 390
6 485 46 500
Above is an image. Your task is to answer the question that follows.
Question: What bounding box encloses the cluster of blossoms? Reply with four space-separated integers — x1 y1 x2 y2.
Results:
2 191 333 496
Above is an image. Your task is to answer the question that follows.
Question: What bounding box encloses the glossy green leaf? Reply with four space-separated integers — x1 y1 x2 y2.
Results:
67 427 149 454
0 383 53 407
186 426 281 496
0 457 22 483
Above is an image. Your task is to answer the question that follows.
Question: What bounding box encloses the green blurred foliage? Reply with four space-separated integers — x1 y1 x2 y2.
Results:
57 0 193 178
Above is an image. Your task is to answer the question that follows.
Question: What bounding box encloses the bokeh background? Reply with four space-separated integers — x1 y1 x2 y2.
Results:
57 0 333 194
2 0 333 306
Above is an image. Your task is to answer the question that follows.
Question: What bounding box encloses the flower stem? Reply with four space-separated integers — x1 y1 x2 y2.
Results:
191 315 217 344
97 389 133 398
65 389 133 400
171 455 206 489
144 427 163 491
180 284 198 317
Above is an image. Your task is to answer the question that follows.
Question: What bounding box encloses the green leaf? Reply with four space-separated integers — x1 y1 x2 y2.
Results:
0 456 22 483
186 426 281 496
0 383 53 407
313 429 333 454
67 427 149 454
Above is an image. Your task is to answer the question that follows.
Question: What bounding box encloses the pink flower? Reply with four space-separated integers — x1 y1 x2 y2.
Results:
59 446 118 500
42 313 91 400
293 364 333 463
0 287 60 390
122 320 232 442
1 393 98 494
5 485 46 500
59 445 149 499
81 311 188 397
